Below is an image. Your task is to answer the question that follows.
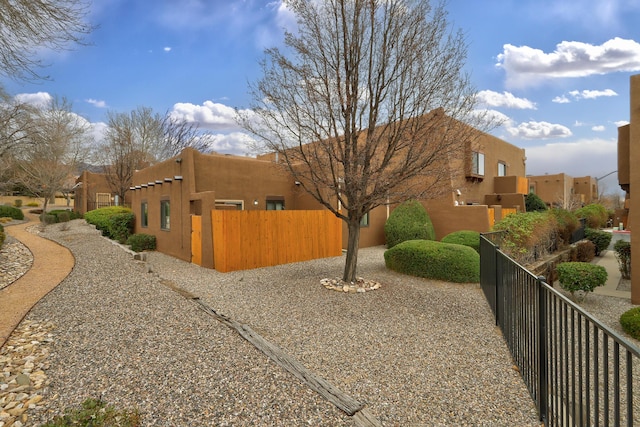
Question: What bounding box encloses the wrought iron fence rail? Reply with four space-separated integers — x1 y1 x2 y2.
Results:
480 233 640 426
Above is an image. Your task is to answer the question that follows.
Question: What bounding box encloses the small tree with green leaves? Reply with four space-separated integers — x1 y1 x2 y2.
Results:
557 262 607 302
525 192 547 212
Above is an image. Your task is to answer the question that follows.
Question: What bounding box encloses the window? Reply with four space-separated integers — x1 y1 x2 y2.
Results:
360 212 369 227
266 200 284 210
160 200 170 230
141 201 148 228
498 162 507 177
471 151 485 176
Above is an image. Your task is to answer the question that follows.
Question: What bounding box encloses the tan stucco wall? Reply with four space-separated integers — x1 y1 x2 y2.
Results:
629 74 640 303
618 124 630 192
528 173 574 208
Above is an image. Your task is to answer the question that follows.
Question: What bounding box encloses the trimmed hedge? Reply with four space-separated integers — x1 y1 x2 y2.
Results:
48 209 82 223
620 307 640 341
573 240 595 262
84 207 134 240
0 205 24 221
557 262 607 297
384 239 480 283
109 212 135 243
440 230 480 253
584 228 612 256
384 200 435 249
127 233 156 252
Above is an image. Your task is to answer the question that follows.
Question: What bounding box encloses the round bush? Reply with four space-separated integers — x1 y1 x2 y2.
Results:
440 230 480 253
584 228 612 256
557 262 607 295
0 205 24 221
126 233 156 252
620 307 640 340
384 239 480 283
384 200 435 249
84 206 133 239
525 192 547 212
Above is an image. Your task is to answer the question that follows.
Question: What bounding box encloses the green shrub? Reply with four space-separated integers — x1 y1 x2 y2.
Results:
557 262 607 300
127 233 156 252
41 398 141 427
384 239 480 283
574 240 596 262
384 200 435 249
13 199 22 208
549 208 579 246
440 230 480 253
26 201 39 207
613 240 631 280
584 228 612 256
84 207 133 239
575 203 609 228
525 192 547 212
109 212 135 243
620 307 640 341
492 211 557 264
40 213 56 225
48 209 81 222
0 205 24 221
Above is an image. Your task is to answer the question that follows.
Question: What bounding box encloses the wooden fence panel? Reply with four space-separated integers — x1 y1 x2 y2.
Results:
191 215 202 266
211 210 342 272
502 208 517 219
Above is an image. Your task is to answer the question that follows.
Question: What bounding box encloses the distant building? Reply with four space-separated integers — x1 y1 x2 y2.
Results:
527 173 598 209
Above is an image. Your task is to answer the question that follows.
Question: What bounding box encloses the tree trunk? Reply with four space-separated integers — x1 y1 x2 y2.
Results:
342 218 361 282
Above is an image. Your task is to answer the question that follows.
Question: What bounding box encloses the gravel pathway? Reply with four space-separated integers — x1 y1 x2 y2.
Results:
10 219 540 426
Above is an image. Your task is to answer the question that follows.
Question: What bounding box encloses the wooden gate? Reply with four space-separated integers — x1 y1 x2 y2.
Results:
191 215 202 266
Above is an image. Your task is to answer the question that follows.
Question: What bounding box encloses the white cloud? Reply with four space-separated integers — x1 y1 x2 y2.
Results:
592 125 606 131
163 46 172 52
169 101 248 132
476 90 536 109
497 37 640 88
615 120 630 127
506 121 572 139
552 95 570 103
525 138 618 178
206 132 256 156
568 89 618 99
86 98 107 108
14 92 53 108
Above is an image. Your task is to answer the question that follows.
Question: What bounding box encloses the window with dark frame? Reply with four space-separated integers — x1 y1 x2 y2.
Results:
498 161 507 177
141 201 148 227
471 151 485 176
160 200 170 230
360 212 369 227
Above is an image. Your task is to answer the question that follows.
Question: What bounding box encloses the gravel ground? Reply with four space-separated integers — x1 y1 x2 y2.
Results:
7 218 633 426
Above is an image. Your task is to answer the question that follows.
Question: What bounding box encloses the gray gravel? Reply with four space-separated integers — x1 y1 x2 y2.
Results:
24 219 545 426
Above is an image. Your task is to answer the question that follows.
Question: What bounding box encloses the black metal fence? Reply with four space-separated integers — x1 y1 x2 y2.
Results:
480 233 640 426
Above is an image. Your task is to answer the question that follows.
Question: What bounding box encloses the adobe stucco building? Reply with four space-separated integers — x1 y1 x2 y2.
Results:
75 112 528 271
617 74 640 304
121 114 528 270
527 173 598 209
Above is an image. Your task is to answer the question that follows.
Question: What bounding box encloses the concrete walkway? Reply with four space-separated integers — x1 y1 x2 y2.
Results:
592 229 631 299
0 213 75 347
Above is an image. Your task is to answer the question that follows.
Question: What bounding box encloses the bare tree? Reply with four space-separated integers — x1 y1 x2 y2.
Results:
0 85 37 159
98 107 212 202
14 97 91 212
0 0 92 81
242 0 481 282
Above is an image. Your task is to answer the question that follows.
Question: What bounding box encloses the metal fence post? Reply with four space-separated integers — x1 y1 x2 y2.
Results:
537 275 548 424
494 245 501 327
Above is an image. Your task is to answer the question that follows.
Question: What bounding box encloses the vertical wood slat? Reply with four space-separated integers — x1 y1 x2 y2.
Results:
190 215 202 266
211 210 342 272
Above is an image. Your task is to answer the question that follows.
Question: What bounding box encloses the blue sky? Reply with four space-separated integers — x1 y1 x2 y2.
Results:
3 0 640 195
